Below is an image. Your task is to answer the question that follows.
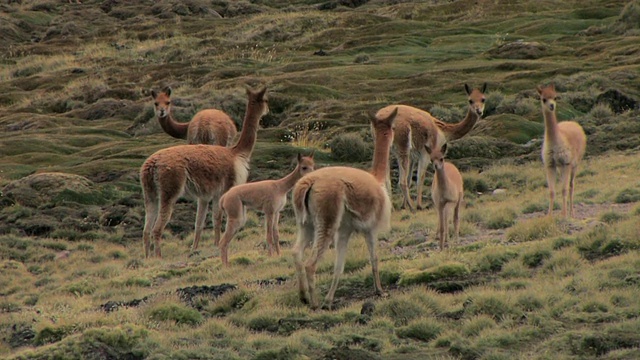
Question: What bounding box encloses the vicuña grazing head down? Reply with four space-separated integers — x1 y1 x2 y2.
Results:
292 108 398 310
218 153 315 266
140 86 269 258
426 142 463 251
149 86 238 146
537 83 586 218
377 83 486 212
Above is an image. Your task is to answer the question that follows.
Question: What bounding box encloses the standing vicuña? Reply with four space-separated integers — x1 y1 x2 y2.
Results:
218 153 315 266
426 143 463 251
537 83 586 218
377 83 486 211
149 87 238 146
140 86 269 258
292 108 398 310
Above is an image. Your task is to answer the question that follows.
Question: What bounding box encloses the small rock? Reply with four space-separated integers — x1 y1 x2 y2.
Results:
492 189 507 196
55 250 71 260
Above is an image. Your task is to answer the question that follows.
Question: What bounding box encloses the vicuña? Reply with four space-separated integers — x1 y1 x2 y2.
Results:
537 83 586 218
149 86 237 146
426 143 463 251
376 83 486 211
292 108 398 310
218 153 315 266
140 86 269 258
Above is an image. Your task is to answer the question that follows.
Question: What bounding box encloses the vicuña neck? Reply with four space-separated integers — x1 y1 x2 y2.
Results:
278 168 305 192
444 109 480 141
435 165 450 191
371 132 393 183
232 104 262 157
543 110 559 141
158 113 189 140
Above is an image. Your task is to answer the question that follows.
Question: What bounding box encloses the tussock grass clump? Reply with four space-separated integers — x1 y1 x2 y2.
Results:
614 187 640 203
461 315 497 337
587 102 614 125
485 208 517 230
464 294 517 321
399 262 470 286
576 227 638 261
375 297 429 326
522 247 552 268
147 302 203 326
506 217 558 243
396 319 443 342
329 132 372 162
475 248 519 272
599 211 628 224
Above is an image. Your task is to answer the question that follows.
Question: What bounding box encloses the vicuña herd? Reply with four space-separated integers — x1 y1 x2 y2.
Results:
138 82 586 309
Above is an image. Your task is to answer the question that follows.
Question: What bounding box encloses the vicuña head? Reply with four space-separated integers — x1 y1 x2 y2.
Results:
425 142 463 251
292 108 398 310
140 85 268 258
465 83 488 118
537 82 587 219
537 83 557 113
217 152 315 265
147 86 239 146
151 86 172 119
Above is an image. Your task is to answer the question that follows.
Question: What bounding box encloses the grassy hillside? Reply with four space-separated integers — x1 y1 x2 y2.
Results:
1 0 639 359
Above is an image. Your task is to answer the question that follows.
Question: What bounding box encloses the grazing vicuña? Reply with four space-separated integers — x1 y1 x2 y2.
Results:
292 108 398 310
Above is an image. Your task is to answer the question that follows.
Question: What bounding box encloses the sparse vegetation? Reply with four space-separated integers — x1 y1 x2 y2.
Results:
1 1 639 359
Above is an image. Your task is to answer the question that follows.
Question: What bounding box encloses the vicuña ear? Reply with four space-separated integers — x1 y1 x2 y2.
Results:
149 89 156 98
309 149 316 159
441 143 448 154
536 85 543 95
385 107 399 126
254 86 267 100
549 83 555 91
424 145 432 154
481 83 488 93
464 83 472 96
162 87 172 96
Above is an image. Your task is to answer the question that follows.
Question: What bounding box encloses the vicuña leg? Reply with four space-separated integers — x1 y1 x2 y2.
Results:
453 198 461 242
545 167 557 216
436 202 446 251
559 166 572 218
273 212 281 255
192 198 210 249
151 195 179 258
219 201 245 266
322 227 352 310
569 166 578 218
415 150 430 209
364 231 383 296
265 212 276 256
142 200 159 258
397 151 415 211
213 210 223 246
306 226 336 309
293 224 314 304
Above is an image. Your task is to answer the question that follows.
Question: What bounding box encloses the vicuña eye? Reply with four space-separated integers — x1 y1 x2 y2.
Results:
481 98 486 103
468 100 473 104
543 99 547 103
154 102 159 106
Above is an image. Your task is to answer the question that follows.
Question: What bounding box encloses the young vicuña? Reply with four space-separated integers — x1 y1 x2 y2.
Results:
218 153 315 266
149 86 238 146
140 86 269 258
426 143 463 251
377 83 486 211
292 108 398 310
537 83 587 218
